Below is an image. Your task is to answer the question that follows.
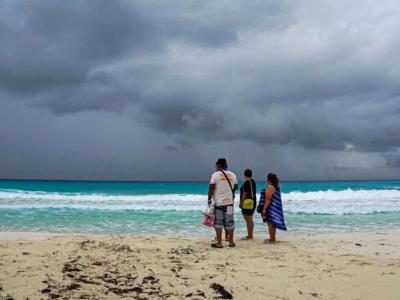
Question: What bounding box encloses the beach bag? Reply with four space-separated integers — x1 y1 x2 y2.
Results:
202 200 215 227
202 213 215 227
256 189 265 213
242 179 255 210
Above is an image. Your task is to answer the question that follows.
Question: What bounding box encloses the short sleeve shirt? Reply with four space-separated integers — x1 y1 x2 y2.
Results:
210 170 238 206
240 179 257 201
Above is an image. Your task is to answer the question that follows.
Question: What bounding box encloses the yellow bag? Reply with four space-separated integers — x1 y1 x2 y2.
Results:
242 179 254 210
243 198 254 209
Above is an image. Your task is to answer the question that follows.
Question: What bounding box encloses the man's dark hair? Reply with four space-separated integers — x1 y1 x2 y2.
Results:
216 158 228 169
244 169 252 178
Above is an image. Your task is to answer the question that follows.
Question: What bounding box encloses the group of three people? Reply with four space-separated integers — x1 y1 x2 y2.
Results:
208 158 286 248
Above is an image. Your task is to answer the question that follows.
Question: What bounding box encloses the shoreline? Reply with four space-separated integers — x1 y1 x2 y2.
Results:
0 227 399 240
1 229 399 299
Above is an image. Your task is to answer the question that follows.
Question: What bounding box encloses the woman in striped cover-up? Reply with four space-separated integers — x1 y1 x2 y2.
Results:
261 173 287 243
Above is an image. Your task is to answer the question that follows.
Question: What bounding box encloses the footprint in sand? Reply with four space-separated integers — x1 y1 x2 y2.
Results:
349 259 373 266
381 272 396 275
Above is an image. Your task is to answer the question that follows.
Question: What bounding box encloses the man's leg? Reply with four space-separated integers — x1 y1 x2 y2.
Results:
213 209 224 247
227 229 234 244
215 229 223 246
225 206 235 246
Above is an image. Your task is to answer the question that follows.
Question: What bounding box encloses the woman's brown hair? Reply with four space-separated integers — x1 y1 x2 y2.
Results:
267 173 280 188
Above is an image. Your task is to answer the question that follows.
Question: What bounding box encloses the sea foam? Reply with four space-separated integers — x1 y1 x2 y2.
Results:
0 188 399 215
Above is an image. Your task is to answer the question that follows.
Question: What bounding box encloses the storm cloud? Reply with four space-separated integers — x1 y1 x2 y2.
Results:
1 0 400 180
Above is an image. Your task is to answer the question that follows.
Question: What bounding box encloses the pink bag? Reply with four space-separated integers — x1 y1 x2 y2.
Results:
202 213 215 227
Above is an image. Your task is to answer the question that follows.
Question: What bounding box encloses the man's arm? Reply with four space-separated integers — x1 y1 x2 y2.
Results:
208 184 216 204
233 175 238 192
232 176 238 201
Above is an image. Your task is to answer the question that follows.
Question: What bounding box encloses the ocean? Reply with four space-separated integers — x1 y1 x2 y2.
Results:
1 179 400 237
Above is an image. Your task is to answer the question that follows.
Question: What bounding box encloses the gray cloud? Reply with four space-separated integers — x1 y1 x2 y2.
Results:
0 0 400 180
0 1 159 93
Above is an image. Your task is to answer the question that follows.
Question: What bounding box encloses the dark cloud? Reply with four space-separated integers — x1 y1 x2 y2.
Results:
0 0 238 94
0 1 160 94
0 0 400 180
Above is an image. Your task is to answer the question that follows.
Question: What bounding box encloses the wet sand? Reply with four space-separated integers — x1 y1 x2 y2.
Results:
0 230 399 299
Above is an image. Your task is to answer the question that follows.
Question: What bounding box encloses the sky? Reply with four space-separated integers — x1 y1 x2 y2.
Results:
1 0 400 181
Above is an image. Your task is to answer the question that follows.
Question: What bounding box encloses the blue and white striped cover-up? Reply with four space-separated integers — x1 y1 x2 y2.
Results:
259 187 287 231
258 189 266 207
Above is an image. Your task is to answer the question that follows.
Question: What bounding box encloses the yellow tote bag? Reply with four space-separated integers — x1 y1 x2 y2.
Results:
242 180 254 210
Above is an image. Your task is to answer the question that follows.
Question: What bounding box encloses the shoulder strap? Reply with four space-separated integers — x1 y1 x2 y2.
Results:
247 179 254 200
220 170 234 195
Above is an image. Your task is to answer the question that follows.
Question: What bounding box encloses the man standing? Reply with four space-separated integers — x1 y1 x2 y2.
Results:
208 158 238 248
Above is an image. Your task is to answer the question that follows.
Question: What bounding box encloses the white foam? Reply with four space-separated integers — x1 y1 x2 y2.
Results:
0 189 206 211
284 188 400 201
283 189 400 214
0 188 399 214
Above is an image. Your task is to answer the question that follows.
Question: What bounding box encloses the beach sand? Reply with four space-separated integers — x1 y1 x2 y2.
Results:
0 230 399 300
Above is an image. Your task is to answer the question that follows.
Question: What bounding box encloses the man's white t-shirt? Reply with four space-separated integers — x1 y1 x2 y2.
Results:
210 170 238 206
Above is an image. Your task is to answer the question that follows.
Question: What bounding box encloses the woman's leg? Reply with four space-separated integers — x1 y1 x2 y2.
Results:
243 215 254 239
249 215 254 239
267 221 276 242
242 213 249 237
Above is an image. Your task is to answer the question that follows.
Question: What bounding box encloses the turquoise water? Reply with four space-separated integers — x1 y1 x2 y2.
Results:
2 179 400 194
1 179 400 236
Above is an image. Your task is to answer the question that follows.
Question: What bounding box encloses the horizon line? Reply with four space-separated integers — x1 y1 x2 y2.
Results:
1 178 400 183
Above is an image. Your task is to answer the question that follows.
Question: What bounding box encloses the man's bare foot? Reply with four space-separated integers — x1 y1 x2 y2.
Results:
263 239 277 244
240 236 253 240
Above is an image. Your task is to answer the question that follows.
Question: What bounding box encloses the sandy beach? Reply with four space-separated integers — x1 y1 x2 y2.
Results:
0 230 399 300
